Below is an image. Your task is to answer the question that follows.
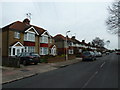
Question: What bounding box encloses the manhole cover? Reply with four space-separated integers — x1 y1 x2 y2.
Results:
20 69 30 72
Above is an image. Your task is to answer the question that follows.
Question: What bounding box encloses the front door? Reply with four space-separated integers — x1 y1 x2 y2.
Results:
10 42 25 56
16 48 21 56
15 47 25 56
11 47 24 56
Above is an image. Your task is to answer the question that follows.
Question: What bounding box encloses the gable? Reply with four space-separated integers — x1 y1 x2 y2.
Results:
25 26 39 35
28 28 35 33
41 31 51 38
12 42 24 47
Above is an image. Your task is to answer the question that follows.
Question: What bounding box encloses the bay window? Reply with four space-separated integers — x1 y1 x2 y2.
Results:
24 33 35 42
25 46 35 52
40 47 48 55
40 35 48 43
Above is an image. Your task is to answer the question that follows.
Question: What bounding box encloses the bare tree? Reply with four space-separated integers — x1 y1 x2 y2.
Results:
105 40 110 48
92 37 105 47
106 0 120 36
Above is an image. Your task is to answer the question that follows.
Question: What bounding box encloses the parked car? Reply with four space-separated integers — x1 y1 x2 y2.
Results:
105 52 110 55
97 52 102 57
17 52 40 66
94 51 99 57
82 51 96 61
94 51 102 57
116 51 120 55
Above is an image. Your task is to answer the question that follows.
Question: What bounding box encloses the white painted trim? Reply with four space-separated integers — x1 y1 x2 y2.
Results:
41 31 51 38
12 41 24 47
27 31 35 34
25 26 39 35
51 45 57 56
51 45 56 49
10 42 25 56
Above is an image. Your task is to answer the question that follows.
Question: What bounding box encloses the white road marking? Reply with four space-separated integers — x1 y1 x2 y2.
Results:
100 62 106 68
82 71 98 88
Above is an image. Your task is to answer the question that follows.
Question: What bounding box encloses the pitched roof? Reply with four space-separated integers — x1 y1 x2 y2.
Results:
2 20 46 35
32 25 46 35
9 21 30 32
54 34 66 41
71 38 82 44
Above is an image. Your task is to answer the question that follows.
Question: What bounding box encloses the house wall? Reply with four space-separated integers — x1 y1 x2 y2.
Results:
0 30 2 57
57 48 65 55
35 35 39 54
2 30 8 57
55 41 64 48
48 38 55 54
8 30 24 46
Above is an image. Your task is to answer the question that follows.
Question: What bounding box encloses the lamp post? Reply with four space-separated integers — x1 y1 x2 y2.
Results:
66 30 70 60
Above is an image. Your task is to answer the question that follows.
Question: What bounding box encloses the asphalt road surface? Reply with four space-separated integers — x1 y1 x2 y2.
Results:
3 53 119 88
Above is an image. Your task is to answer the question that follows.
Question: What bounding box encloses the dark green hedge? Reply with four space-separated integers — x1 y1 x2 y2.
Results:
2 57 20 68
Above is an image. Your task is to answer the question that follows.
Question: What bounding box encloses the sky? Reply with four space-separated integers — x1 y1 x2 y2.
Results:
1 0 119 50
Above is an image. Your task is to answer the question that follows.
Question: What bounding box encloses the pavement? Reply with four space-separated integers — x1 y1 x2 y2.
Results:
2 58 82 84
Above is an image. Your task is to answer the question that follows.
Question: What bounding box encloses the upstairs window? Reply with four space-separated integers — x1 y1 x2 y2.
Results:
24 33 35 42
50 38 52 43
40 35 48 43
14 32 20 39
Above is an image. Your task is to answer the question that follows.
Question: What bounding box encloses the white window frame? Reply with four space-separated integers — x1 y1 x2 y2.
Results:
40 35 48 43
40 47 48 55
24 32 35 42
68 49 74 54
14 31 20 39
25 46 35 53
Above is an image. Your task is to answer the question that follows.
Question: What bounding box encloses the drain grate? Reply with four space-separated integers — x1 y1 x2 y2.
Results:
20 69 30 72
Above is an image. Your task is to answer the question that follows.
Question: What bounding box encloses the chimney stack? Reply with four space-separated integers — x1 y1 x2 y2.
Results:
23 18 30 26
82 40 85 43
71 36 75 39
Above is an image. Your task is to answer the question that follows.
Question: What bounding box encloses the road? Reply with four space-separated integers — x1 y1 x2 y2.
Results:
2 53 119 88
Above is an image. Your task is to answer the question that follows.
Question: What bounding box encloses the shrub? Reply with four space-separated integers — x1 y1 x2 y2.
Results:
40 58 48 63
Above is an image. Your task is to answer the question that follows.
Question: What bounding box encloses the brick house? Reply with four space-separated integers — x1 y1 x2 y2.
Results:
54 34 74 55
54 34 66 55
2 18 57 57
71 36 84 54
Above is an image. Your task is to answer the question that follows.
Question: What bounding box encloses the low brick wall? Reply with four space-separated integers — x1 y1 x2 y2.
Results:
68 55 76 60
47 56 65 63
47 55 76 63
2 56 20 68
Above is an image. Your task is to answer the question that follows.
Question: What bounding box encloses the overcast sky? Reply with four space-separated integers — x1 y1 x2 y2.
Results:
1 0 118 49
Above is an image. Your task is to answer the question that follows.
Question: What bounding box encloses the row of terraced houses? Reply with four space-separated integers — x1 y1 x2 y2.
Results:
2 18 107 57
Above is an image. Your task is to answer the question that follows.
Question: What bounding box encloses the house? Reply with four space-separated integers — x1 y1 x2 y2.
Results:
2 18 57 57
71 36 84 54
54 34 74 55
54 34 66 55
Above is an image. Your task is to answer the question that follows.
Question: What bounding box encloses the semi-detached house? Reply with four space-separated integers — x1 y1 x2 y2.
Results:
2 18 57 57
54 34 74 55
